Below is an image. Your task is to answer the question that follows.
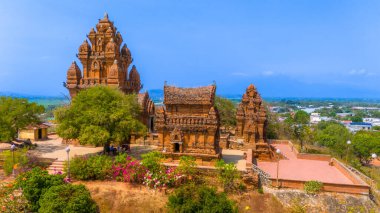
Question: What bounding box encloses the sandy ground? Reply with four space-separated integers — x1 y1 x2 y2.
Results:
77 181 168 213
78 181 286 213
258 144 353 184
31 134 103 160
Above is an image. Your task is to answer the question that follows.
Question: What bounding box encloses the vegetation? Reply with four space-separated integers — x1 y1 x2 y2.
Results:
177 156 197 179
141 151 164 173
215 160 240 192
0 96 44 142
167 184 237 213
352 131 380 164
55 86 146 147
0 182 29 212
66 155 113 180
38 184 97 213
2 148 28 175
15 167 65 212
304 181 323 194
214 96 237 127
314 121 351 158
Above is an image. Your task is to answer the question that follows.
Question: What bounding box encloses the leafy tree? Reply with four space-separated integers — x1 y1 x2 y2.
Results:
352 131 380 164
55 86 146 147
167 184 237 213
293 110 310 124
0 97 44 142
315 121 351 158
214 96 236 127
351 115 363 122
38 184 97 213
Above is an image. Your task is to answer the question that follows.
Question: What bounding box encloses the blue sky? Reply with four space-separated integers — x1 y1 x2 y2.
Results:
0 0 380 98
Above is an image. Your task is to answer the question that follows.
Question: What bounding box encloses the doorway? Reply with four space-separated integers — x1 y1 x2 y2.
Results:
174 143 180 152
38 129 42 140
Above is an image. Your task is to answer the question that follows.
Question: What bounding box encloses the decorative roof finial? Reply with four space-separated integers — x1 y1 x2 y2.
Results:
104 12 109 19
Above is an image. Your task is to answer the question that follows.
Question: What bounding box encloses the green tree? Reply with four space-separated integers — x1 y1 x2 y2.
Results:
38 184 97 213
293 110 310 124
214 96 236 127
315 121 351 158
352 131 380 164
55 86 146 147
0 97 44 142
351 115 363 122
167 184 237 213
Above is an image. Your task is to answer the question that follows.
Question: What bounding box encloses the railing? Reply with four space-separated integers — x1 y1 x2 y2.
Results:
252 164 271 186
346 165 379 203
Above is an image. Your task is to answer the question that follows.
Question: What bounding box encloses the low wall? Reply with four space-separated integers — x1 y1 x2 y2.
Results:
269 178 369 195
297 153 331 161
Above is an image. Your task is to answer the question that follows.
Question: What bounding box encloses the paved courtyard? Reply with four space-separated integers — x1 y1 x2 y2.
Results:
258 143 353 184
31 134 103 161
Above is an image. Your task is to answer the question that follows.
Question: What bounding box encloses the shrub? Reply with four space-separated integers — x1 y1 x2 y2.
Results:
38 184 97 213
167 184 237 213
141 151 163 173
177 156 196 179
143 167 183 189
114 153 128 164
0 182 29 212
15 167 65 212
66 155 113 180
215 160 240 192
2 148 28 175
304 180 323 194
113 155 147 184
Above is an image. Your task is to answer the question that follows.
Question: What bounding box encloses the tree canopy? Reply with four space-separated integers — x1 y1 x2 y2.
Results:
214 96 237 127
55 86 146 146
315 121 351 158
352 131 380 163
0 97 44 142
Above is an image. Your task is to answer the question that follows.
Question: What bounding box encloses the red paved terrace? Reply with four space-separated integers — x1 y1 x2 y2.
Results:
257 144 353 184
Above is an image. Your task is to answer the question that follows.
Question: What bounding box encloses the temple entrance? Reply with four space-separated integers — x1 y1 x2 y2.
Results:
149 117 154 132
174 143 180 152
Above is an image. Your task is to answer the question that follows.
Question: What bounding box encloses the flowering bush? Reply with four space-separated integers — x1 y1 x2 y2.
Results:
0 182 29 212
113 155 147 183
143 167 183 189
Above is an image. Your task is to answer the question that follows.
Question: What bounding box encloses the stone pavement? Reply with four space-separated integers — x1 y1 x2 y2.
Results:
258 143 353 184
31 134 103 161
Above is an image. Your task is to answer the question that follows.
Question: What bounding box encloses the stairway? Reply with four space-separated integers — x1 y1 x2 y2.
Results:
47 160 65 175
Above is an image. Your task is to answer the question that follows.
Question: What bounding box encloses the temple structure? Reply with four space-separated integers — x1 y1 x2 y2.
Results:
65 13 154 131
236 84 273 160
65 13 141 97
155 84 221 163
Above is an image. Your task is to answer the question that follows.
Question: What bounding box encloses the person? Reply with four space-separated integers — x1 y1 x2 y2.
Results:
110 145 115 155
117 145 121 153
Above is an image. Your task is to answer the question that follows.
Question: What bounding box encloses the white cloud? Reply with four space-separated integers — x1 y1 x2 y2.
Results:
262 70 274 76
348 69 376 76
